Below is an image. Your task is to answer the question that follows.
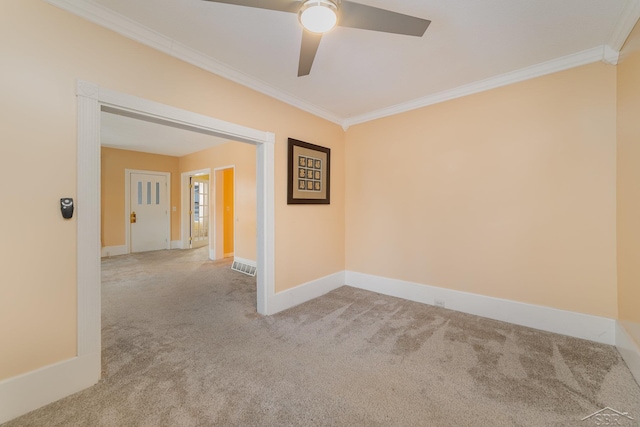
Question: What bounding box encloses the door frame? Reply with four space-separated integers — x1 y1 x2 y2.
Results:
180 168 212 254
212 165 236 261
77 80 276 386
125 169 171 253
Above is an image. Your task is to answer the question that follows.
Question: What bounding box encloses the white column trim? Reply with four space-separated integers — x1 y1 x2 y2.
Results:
76 81 102 359
257 133 276 315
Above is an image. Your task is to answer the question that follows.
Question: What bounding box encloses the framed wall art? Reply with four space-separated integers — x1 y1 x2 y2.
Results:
287 138 330 204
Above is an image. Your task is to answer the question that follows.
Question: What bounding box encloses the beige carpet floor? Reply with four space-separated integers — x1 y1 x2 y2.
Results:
4 248 640 426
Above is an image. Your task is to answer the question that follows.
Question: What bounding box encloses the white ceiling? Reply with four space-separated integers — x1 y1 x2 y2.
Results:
51 0 639 128
101 110 230 157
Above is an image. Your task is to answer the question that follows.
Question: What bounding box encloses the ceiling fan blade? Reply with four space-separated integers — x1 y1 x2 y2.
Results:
202 0 299 14
338 1 430 37
298 31 322 77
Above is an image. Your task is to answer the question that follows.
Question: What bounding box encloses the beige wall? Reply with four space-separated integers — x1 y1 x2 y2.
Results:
101 147 181 247
345 62 618 318
180 142 256 261
0 0 345 380
617 20 640 325
3 0 633 388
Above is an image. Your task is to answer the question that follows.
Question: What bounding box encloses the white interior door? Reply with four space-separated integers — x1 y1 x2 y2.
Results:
130 172 169 253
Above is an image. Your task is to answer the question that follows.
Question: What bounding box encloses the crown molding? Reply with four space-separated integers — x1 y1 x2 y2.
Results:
608 0 640 52
44 0 344 126
343 46 606 128
602 44 620 65
45 0 638 131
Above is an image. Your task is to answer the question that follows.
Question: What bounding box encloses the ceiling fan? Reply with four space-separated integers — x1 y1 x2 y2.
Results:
203 0 431 76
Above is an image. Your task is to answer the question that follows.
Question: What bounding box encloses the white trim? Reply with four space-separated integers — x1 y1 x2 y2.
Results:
0 81 277 424
345 271 616 345
170 240 182 249
125 169 171 253
180 168 212 251
616 321 640 386
268 271 346 314
602 45 620 65
43 0 342 127
209 248 215 260
76 79 102 375
607 0 640 52
343 46 609 128
100 245 128 257
0 353 100 425
82 81 275 320
257 133 276 314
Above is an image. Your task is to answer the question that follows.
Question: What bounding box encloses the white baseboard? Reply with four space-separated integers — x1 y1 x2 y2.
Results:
345 271 616 345
269 271 346 315
102 243 186 255
0 352 100 424
616 321 640 386
100 245 127 257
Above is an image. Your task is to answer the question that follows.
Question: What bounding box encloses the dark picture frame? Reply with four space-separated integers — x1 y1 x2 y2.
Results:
287 138 330 204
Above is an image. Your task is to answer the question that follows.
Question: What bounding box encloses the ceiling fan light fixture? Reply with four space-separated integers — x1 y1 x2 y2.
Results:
299 0 338 34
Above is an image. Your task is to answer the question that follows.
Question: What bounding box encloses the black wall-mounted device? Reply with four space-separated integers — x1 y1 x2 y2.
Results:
61 198 74 219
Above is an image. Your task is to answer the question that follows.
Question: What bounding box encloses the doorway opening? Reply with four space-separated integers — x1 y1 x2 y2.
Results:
190 173 210 250
76 80 276 389
214 166 235 260
181 168 212 257
181 166 238 262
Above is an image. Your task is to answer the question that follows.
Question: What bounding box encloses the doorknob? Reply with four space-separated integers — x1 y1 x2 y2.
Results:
130 212 137 223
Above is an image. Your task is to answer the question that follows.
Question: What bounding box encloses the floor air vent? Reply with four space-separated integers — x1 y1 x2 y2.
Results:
231 260 257 277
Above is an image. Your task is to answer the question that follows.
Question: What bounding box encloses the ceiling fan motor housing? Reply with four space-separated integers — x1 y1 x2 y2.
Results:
299 0 339 33
203 0 430 76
